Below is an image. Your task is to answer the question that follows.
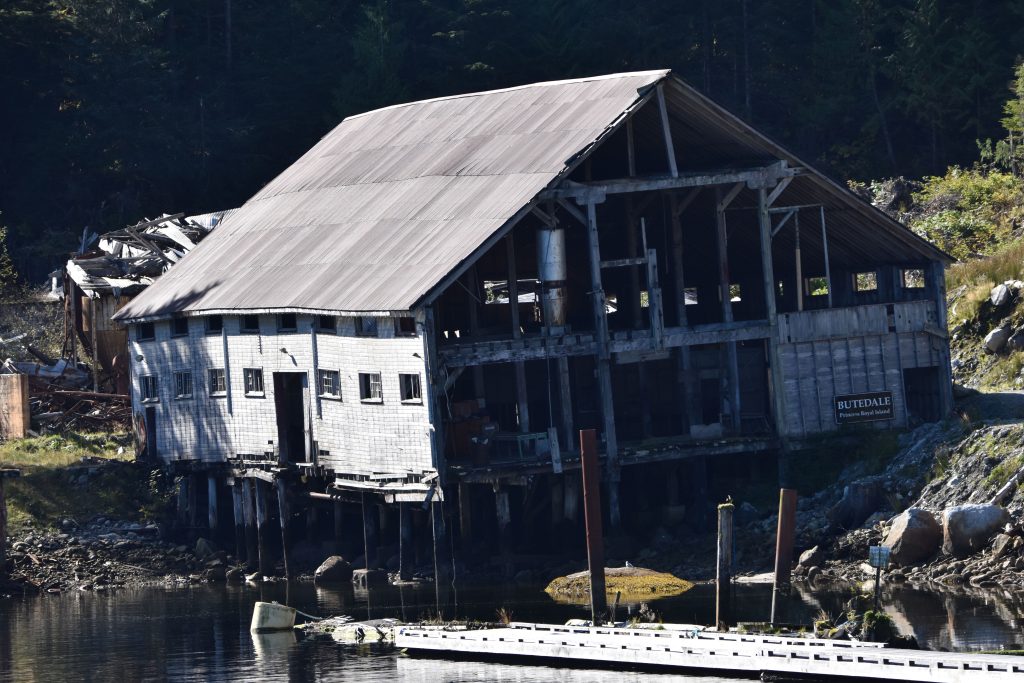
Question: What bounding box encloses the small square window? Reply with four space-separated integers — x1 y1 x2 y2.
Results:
171 317 189 337
241 314 260 333
399 373 422 403
355 316 378 337
902 268 925 289
855 271 878 292
394 316 416 336
205 315 223 334
173 371 193 399
141 375 159 402
243 368 264 396
208 368 226 396
137 322 155 341
359 372 383 402
318 369 341 398
277 313 297 331
316 315 337 332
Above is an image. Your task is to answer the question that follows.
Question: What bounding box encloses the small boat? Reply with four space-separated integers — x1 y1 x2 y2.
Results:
250 601 297 632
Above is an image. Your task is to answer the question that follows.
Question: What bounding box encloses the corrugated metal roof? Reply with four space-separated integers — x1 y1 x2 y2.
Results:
115 71 669 320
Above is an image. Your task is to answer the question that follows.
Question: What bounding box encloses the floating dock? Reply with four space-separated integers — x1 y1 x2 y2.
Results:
395 622 1024 682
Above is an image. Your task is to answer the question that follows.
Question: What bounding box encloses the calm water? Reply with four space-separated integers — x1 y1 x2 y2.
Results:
1 580 1022 682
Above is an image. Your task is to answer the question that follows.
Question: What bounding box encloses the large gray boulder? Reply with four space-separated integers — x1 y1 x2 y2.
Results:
942 504 1010 558
991 283 1011 307
314 555 353 583
883 508 941 566
985 326 1012 353
828 477 885 530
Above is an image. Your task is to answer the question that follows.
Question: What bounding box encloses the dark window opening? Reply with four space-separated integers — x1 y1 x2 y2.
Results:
318 369 340 398
902 269 925 289
244 368 265 395
137 322 155 341
208 368 226 395
359 372 383 402
399 373 422 403
141 375 159 402
394 316 416 336
206 315 223 334
171 317 189 337
316 315 337 332
173 371 193 399
355 316 378 337
855 271 878 292
278 313 297 331
241 314 260 333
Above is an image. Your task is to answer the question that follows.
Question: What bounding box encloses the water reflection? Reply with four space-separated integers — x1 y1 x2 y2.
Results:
1 580 1023 682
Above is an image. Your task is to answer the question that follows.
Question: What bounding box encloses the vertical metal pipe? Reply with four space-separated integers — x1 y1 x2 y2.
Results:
716 502 734 629
770 488 798 624
580 429 607 625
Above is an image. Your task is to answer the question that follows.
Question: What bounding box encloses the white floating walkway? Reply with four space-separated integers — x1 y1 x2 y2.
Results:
395 622 1024 682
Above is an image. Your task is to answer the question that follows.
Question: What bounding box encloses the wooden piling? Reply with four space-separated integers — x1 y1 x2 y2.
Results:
188 473 199 530
333 500 344 555
770 488 798 624
207 475 218 532
0 470 20 577
399 502 414 581
431 499 449 615
276 478 291 579
254 479 272 576
580 428 607 625
361 493 379 569
231 481 245 561
716 502 734 629
176 476 189 528
242 479 258 571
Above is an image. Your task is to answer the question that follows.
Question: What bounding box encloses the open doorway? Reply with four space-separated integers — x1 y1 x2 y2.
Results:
903 367 941 422
273 372 309 463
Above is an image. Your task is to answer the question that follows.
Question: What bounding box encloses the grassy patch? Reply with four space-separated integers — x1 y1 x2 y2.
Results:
986 453 1024 490
545 567 694 604
0 432 169 532
949 240 1024 292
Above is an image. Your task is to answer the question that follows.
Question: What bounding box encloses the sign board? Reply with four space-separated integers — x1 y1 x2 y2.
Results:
868 545 891 569
833 391 894 424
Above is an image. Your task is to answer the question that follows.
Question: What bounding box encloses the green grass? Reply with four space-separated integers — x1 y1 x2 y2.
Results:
986 453 1024 490
0 432 169 532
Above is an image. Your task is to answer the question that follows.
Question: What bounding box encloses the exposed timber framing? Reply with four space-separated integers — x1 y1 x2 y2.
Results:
820 206 833 308
540 162 796 201
757 186 788 437
716 184 742 427
506 234 530 432
656 84 679 178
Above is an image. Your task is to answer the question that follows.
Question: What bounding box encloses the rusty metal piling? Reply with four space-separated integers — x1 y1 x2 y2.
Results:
580 429 606 625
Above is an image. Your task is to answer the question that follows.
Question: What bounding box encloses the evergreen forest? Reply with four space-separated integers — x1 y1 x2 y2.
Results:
3 0 1024 281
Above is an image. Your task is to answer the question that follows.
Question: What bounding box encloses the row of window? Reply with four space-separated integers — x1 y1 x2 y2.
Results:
137 315 417 342
140 369 422 404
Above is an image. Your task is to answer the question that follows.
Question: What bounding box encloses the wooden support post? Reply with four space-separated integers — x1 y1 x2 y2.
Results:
670 194 697 433
819 206 833 308
580 429 607 625
626 207 652 440
333 500 344 555
231 481 245 561
715 186 741 428
466 268 485 396
361 493 379 570
242 479 258 570
207 475 218 532
557 357 574 450
399 502 414 581
0 470 19 577
90 300 99 394
584 201 620 528
276 478 290 579
794 212 804 312
757 187 787 436
716 501 734 629
176 476 189 528
656 84 679 178
431 500 449 614
506 235 530 432
770 488 798 625
494 485 512 573
458 481 473 545
188 473 199 530
254 480 272 576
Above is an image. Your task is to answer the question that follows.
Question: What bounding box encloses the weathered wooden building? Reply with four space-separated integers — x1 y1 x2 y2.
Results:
113 70 952 573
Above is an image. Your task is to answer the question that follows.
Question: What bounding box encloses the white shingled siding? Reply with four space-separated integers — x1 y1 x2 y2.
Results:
128 314 433 476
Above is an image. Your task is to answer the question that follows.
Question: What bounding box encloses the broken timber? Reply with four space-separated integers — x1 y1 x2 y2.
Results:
396 622 1024 682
